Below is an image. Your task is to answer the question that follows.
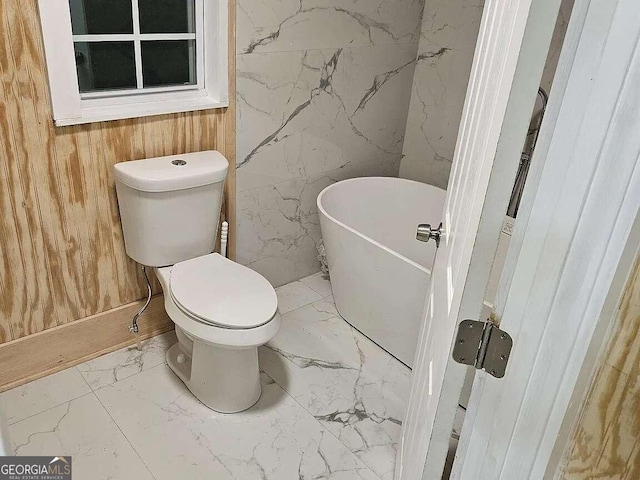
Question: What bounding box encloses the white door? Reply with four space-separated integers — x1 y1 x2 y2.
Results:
396 0 564 478
454 0 640 477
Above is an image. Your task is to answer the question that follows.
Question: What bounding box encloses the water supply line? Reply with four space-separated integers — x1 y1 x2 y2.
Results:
130 265 152 336
129 220 228 343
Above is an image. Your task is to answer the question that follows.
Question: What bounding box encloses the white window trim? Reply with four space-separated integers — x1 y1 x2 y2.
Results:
37 0 228 126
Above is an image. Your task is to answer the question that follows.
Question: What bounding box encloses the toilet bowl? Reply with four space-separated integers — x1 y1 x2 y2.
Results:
113 151 281 413
155 253 281 413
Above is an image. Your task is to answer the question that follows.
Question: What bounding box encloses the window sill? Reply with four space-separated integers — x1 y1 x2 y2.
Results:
54 95 229 127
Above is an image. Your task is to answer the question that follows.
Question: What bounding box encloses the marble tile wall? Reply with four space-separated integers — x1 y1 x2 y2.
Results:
236 0 425 286
399 0 575 188
399 0 483 188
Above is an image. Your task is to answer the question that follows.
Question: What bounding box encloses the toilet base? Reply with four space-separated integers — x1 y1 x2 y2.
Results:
166 341 262 413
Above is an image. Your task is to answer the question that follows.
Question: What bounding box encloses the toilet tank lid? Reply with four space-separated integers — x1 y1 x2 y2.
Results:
114 151 228 192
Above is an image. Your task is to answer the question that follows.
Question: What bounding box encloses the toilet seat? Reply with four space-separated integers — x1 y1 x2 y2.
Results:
170 253 278 329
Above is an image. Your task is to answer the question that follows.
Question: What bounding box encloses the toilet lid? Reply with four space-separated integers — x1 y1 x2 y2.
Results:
170 254 278 329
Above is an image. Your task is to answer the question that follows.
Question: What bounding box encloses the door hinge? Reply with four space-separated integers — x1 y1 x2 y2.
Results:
452 320 513 378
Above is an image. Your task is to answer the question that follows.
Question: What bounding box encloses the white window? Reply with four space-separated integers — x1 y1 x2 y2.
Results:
38 0 228 126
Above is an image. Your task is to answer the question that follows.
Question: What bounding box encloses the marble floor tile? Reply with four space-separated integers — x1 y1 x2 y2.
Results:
0 278 415 480
0 368 91 425
275 281 323 314
96 365 379 480
76 330 177 390
9 393 154 480
259 297 412 480
300 271 334 298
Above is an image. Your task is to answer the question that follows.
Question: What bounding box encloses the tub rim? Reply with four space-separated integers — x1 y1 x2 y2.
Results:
317 176 444 274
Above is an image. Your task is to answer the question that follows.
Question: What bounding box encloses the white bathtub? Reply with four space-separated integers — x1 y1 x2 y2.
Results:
317 177 446 367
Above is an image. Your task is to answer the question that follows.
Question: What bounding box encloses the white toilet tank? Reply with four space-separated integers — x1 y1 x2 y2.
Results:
114 151 228 267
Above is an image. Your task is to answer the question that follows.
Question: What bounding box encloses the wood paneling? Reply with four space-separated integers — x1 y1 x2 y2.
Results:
0 0 235 344
0 295 172 393
561 254 640 479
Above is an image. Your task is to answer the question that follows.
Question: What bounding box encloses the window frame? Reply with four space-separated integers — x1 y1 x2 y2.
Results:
38 0 228 126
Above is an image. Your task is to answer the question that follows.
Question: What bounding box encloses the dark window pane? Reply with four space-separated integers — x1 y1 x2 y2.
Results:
138 0 194 33
69 0 133 34
142 40 196 87
75 42 136 92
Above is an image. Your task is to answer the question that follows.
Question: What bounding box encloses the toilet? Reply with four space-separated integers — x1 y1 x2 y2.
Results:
113 150 281 413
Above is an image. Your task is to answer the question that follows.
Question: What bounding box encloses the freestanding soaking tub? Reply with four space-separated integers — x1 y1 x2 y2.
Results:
318 177 446 367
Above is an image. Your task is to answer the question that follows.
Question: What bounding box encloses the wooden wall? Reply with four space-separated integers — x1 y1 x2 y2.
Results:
560 253 640 478
0 0 235 345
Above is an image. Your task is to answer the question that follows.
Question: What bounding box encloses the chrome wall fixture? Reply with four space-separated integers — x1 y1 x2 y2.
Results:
507 87 548 218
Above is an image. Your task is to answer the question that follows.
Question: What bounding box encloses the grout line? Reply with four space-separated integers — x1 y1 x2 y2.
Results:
329 300 412 370
3 368 93 426
260 292 408 478
93 384 159 480
299 270 324 280
75 364 93 391
6 390 95 427
299 274 333 297
276 286 324 314
259 359 383 480
74 332 176 393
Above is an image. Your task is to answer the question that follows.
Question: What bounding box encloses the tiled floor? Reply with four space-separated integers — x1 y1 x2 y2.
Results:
0 272 411 480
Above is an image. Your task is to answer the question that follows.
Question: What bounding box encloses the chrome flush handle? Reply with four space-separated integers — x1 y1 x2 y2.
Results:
416 222 443 247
